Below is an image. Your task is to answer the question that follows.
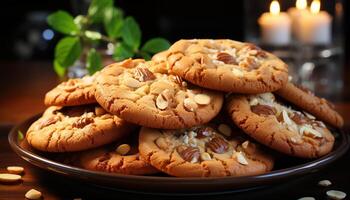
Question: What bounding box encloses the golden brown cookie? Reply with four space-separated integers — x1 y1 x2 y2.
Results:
26 105 134 152
44 74 97 106
139 122 274 177
95 59 223 129
275 82 343 128
152 39 288 93
227 93 335 158
76 133 158 175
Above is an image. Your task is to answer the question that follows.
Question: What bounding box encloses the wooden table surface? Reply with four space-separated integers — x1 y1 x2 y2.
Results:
0 61 349 199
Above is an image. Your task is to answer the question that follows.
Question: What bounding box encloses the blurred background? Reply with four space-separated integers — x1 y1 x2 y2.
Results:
0 0 349 125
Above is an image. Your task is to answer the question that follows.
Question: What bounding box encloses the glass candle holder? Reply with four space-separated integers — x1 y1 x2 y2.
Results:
244 0 344 100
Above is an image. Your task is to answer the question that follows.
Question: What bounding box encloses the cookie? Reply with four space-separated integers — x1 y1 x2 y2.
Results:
152 39 288 93
95 59 223 129
275 82 343 128
139 123 274 177
227 93 335 158
76 133 158 175
26 105 134 152
44 74 97 106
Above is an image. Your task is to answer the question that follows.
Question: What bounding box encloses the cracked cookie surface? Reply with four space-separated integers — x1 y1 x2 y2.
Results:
139 122 274 177
152 39 288 93
227 93 335 158
26 105 134 152
76 133 158 175
45 74 98 106
276 82 343 128
95 59 223 129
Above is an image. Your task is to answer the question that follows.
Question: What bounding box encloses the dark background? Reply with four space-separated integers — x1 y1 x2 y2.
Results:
0 0 349 97
0 0 347 60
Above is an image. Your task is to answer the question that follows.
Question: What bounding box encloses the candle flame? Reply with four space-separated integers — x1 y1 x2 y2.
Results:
296 0 307 10
270 0 280 15
310 0 320 14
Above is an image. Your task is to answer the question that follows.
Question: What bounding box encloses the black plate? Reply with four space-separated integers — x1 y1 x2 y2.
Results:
8 114 350 195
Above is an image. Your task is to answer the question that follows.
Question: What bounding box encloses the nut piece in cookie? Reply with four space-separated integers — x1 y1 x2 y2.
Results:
95 59 224 129
45 74 98 106
227 93 335 158
26 105 135 152
152 39 288 93
139 122 274 177
72 133 158 175
275 82 343 128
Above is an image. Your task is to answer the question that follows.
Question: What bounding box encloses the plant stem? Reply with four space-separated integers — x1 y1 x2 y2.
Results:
100 35 115 43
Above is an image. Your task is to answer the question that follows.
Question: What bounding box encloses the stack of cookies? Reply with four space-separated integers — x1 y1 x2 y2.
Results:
26 39 344 177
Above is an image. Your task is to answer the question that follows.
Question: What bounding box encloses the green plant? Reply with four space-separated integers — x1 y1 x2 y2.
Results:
47 0 170 77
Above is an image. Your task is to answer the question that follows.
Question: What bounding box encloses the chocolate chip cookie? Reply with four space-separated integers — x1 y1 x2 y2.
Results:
152 39 288 93
45 74 98 106
76 133 158 175
26 105 134 152
139 123 274 177
275 82 343 128
95 59 223 129
227 93 335 158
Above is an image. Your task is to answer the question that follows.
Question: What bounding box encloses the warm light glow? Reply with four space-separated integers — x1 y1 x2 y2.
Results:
310 0 321 14
296 0 307 10
270 0 280 15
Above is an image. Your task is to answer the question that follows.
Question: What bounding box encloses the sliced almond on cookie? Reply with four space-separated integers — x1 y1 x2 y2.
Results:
299 126 323 138
232 68 244 77
156 94 168 110
241 140 249 149
116 144 131 155
201 152 212 161
183 98 198 112
234 152 248 165
194 94 211 105
123 77 143 88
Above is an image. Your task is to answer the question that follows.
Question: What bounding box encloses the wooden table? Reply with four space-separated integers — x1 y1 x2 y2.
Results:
0 61 349 199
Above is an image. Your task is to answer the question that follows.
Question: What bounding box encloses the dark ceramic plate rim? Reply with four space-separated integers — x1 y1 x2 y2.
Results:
8 114 350 193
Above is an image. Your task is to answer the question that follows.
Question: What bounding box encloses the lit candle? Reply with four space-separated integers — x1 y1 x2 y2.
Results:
288 0 309 38
258 0 291 45
298 0 332 45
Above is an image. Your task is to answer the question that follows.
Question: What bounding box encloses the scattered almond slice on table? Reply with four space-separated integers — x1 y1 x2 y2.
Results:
326 190 347 200
297 197 315 200
25 189 42 200
0 173 22 183
7 166 24 174
318 179 332 187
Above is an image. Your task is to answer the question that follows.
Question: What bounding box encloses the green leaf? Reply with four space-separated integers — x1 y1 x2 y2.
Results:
141 38 171 54
104 7 123 39
113 42 134 61
18 130 24 141
47 10 79 35
88 0 113 23
55 36 82 67
121 17 141 51
53 60 66 77
74 15 88 29
140 51 151 60
84 30 102 40
86 48 102 75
